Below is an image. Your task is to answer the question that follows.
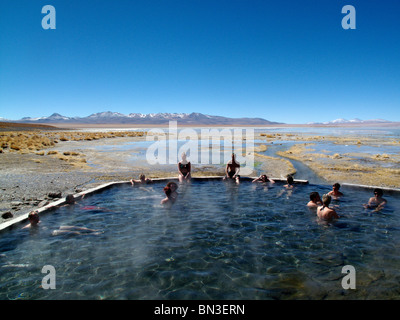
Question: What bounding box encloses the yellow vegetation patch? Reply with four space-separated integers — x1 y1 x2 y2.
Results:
0 130 147 155
275 143 400 188
254 152 296 177
254 144 268 152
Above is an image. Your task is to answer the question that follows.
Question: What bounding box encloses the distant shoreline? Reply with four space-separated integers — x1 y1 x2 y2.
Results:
1 121 400 131
24 122 400 129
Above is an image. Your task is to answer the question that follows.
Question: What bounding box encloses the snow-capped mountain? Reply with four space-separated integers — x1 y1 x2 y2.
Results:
12 112 281 125
20 113 77 122
87 111 127 118
308 118 392 125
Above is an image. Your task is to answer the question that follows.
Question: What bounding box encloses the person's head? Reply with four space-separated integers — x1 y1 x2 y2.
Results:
28 210 40 226
65 194 75 205
374 188 383 197
322 194 331 206
332 183 341 190
166 182 178 192
164 186 172 197
139 174 146 181
310 192 321 202
287 175 294 185
231 153 236 160
181 152 187 161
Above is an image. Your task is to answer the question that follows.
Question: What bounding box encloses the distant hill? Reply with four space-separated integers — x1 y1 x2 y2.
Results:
0 121 59 131
10 112 282 126
307 118 395 125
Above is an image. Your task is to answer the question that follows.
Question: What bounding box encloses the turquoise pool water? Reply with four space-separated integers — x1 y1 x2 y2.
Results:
1 180 399 300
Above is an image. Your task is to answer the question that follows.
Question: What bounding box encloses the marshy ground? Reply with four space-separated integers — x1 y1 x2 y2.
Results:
262 133 400 188
1 124 399 224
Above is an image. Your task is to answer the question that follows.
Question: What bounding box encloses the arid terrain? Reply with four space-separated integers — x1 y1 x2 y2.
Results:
1 122 399 225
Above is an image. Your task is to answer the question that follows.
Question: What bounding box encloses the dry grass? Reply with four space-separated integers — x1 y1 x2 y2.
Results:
254 144 268 152
0 130 147 154
0 130 146 171
254 152 297 177
0 132 56 153
276 143 400 188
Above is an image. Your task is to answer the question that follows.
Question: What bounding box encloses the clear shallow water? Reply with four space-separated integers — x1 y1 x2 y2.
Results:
254 127 400 138
51 127 400 176
1 180 400 300
73 126 400 139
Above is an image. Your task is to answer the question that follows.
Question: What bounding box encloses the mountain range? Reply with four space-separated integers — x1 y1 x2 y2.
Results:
308 118 394 125
10 112 282 126
1 112 396 126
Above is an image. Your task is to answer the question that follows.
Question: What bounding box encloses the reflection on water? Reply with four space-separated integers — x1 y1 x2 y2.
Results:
0 180 399 300
254 126 400 138
51 127 400 178
306 142 400 156
72 126 400 138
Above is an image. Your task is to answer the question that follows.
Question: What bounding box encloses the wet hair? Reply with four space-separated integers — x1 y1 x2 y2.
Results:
310 192 320 201
166 182 178 191
164 186 172 197
164 181 178 198
28 211 40 224
287 175 294 185
139 174 145 180
333 183 341 189
322 194 331 206
261 175 268 182
374 188 383 197
65 194 75 204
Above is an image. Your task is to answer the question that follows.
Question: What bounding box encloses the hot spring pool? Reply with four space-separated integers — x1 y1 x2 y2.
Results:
1 179 400 300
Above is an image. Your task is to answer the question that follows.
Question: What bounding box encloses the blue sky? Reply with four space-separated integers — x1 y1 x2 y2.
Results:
1 0 399 124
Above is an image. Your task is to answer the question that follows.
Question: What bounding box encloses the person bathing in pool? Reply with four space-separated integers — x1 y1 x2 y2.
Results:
328 183 344 199
277 175 295 198
224 153 240 184
364 188 387 212
46 193 85 210
161 182 178 205
22 211 40 229
307 192 322 208
317 194 339 221
52 226 102 236
252 174 275 184
284 175 295 189
178 152 191 183
130 174 152 186
63 193 109 212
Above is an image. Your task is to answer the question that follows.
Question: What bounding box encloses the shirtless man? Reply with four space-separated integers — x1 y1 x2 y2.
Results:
252 174 275 184
328 183 344 199
284 175 295 189
307 192 322 208
130 174 152 186
224 153 240 183
277 175 295 198
22 210 40 229
317 194 339 220
364 188 387 211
